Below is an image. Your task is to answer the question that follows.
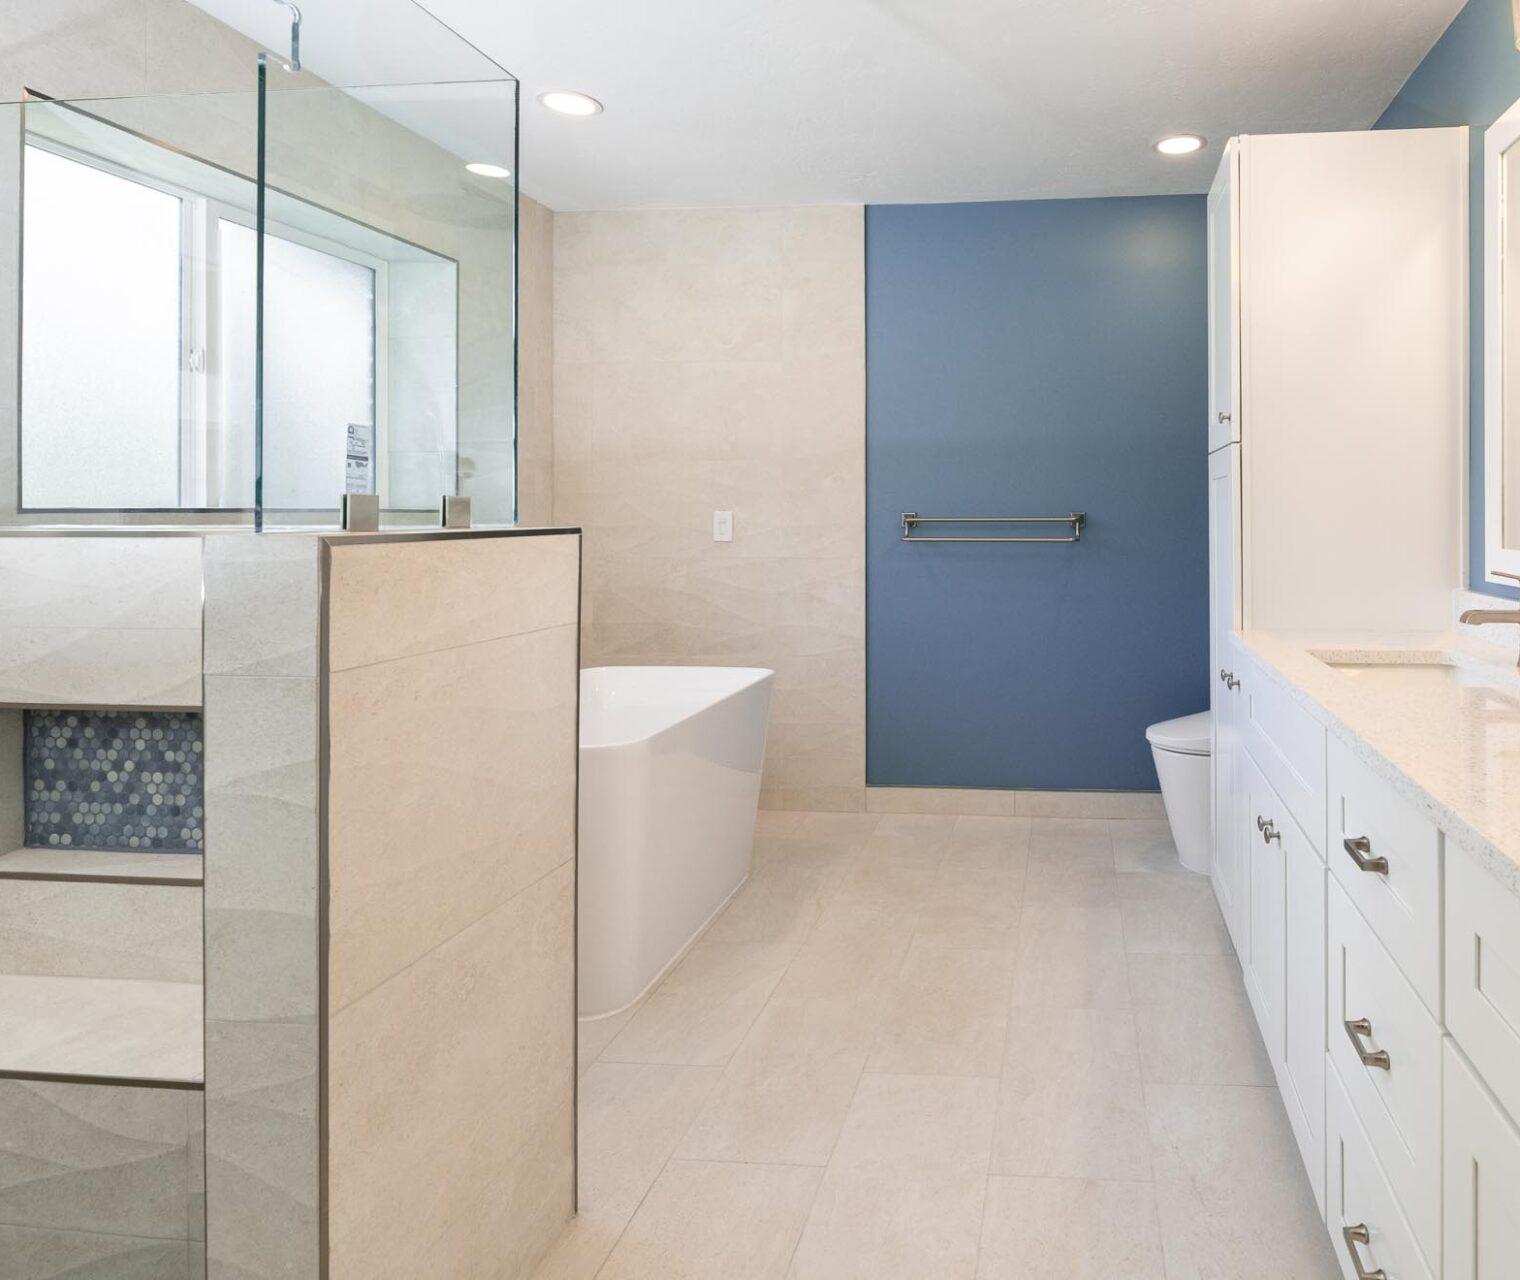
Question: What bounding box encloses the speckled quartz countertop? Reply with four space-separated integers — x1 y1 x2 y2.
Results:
1238 630 1520 899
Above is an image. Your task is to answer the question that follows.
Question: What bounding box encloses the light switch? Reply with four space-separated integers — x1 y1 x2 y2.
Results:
713 510 734 542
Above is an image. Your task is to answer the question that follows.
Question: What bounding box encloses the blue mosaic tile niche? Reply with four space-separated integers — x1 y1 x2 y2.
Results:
24 711 205 852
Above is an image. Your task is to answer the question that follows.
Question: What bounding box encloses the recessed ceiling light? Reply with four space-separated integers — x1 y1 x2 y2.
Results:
538 90 603 117
465 162 512 179
1154 134 1206 157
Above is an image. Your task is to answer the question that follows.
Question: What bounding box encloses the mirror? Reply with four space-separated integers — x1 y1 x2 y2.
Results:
1486 98 1520 581
17 98 458 516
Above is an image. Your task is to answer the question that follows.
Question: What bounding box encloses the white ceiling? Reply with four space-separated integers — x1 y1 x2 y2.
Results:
197 0 1465 212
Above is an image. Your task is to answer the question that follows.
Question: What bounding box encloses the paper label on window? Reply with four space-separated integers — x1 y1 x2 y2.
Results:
345 423 375 495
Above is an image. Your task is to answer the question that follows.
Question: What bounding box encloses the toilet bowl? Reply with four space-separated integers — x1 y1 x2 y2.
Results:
1145 710 1211 875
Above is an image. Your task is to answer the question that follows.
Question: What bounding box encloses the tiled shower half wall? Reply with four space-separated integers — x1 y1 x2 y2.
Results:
23 710 205 852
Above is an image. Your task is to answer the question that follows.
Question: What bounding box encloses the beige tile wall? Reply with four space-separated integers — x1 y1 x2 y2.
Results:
552 206 866 811
0 1079 201 1276
323 532 579 1280
0 536 202 707
201 532 323 1280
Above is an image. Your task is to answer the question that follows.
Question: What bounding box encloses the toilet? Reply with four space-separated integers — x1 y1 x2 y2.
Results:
1145 711 1212 875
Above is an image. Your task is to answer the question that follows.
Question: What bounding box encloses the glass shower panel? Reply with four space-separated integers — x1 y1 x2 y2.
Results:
257 3 518 529
8 87 263 524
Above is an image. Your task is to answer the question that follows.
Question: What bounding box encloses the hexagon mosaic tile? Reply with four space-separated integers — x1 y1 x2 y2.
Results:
23 711 204 852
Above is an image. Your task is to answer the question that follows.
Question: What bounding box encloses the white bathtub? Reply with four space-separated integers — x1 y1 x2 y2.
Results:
578 665 774 1019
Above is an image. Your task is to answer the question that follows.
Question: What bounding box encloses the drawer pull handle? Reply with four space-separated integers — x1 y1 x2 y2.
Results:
1344 1018 1391 1071
1341 1224 1387 1280
1343 836 1389 876
1257 817 1280 845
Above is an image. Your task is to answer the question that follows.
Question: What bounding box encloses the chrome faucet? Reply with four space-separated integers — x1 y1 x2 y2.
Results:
1459 570 1520 664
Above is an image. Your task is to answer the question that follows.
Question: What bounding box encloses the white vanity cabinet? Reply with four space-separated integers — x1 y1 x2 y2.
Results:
1204 124 1470 1275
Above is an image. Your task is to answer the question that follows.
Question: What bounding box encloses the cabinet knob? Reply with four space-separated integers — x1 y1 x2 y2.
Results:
1219 669 1240 690
1344 1018 1391 1071
1258 817 1280 844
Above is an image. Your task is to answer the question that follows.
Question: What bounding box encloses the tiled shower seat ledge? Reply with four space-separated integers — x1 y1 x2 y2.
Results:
0 847 203 885
0 974 202 1086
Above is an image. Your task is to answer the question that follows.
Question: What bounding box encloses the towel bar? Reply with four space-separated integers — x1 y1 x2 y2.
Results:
900 512 1085 543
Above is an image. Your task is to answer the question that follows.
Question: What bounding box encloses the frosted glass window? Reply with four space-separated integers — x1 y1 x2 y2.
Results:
219 220 376 512
21 146 183 508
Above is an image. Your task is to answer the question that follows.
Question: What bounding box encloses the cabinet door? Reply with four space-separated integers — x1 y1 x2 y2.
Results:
1444 1040 1520 1279
1207 141 1240 451
1282 834 1326 1213
1241 750 1284 1062
1208 447 1246 953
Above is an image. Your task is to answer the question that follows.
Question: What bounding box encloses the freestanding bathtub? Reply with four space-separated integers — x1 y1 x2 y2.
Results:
578 665 774 1019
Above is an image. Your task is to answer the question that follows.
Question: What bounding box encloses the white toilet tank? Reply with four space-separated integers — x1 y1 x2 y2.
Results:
1145 711 1211 875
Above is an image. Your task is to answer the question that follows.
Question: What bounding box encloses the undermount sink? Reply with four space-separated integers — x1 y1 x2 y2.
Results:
1311 649 1520 691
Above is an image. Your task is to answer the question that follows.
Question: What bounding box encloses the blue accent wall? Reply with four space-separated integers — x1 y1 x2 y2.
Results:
1377 0 1520 597
865 197 1208 791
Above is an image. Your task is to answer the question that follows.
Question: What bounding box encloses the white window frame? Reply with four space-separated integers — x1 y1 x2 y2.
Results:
21 135 389 512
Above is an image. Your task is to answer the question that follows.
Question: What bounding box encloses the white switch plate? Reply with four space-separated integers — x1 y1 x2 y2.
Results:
713 510 734 542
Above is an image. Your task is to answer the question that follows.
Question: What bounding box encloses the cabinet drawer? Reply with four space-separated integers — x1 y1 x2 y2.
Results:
1327 735 1441 1016
1446 839 1520 1126
1242 666 1326 856
1327 880 1441 1267
1326 1062 1435 1280
1444 1040 1520 1279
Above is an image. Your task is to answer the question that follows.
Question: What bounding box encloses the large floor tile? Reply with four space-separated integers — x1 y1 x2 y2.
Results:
770 912 911 1005
597 1159 820 1280
788 1166 986 1280
577 1062 722 1219
534 1062 722 1280
912 867 1024 940
1118 874 1233 955
578 1006 638 1076
791 1064 993 1280
1127 953 1274 1086
1110 820 1189 875
1028 818 1113 858
602 939 796 1065
1146 1083 1337 1279
992 1006 1151 1181
1009 905 1130 1009
677 1000 869 1165
977 1176 1166 1279
786 811 881 845
830 1072 996 1173
867 941 1014 1077
701 863 828 946
1023 847 1117 908
949 815 1031 851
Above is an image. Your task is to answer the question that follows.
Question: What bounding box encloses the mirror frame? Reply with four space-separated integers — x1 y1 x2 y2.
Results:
1484 96 1520 584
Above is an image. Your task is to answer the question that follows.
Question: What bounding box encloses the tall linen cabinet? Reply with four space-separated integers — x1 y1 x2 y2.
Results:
1205 128 1466 1216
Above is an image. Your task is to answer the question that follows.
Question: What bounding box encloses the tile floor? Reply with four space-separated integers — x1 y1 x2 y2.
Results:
534 811 1338 1280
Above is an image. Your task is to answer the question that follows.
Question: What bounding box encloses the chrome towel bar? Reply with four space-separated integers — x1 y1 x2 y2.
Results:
900 512 1086 543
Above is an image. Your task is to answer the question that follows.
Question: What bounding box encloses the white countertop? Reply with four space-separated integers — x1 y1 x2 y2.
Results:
1238 629 1520 899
